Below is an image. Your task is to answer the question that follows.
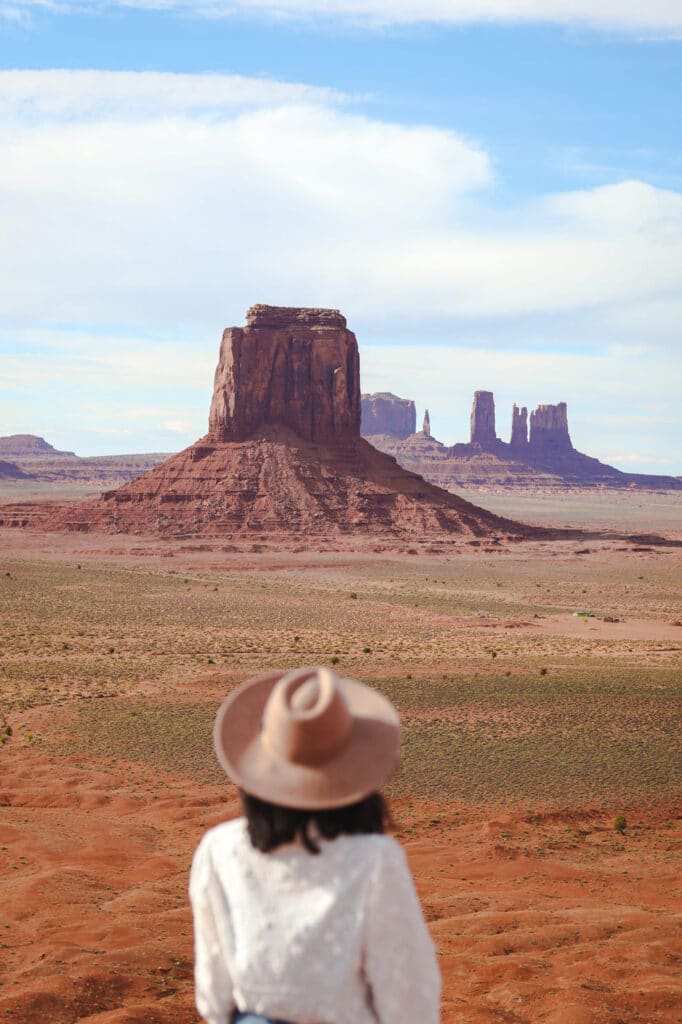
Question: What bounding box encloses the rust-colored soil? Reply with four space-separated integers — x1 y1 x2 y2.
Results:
2 742 679 1024
1 503 680 1023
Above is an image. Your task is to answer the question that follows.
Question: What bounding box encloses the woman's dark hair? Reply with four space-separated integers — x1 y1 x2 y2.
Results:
240 790 392 854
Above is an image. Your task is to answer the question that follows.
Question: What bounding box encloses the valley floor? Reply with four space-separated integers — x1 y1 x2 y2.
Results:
1 494 680 1023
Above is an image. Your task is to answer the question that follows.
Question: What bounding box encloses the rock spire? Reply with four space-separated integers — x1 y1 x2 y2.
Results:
510 404 528 447
470 391 496 447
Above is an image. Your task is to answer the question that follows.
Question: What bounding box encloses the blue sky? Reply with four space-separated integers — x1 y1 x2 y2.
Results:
1 1 681 473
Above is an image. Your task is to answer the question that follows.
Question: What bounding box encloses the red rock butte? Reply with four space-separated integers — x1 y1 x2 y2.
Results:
7 306 533 540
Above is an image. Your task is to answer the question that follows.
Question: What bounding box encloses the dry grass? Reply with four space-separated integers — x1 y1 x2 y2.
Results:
1 547 680 808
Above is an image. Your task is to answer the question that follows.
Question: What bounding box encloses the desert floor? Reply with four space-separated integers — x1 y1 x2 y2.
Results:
1 491 680 1024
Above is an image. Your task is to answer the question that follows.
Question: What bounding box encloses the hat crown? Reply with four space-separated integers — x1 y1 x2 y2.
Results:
262 667 353 766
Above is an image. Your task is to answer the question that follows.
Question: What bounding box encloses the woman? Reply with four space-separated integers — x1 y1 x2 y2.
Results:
189 665 441 1024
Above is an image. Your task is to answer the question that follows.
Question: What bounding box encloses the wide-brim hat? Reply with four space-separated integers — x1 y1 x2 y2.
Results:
213 666 401 810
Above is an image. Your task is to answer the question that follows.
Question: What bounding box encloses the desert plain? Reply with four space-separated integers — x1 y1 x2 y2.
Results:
1 489 680 1024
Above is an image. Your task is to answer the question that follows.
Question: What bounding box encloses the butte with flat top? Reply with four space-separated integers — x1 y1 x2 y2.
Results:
4 305 533 541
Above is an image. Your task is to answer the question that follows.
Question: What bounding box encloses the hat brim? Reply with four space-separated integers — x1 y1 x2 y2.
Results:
213 669 401 810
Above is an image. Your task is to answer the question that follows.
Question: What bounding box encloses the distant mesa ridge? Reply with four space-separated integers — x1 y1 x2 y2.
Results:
4 305 528 539
0 434 75 458
360 392 416 440
362 390 680 490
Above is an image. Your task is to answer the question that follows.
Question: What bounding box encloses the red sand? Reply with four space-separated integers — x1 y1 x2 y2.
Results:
2 734 680 1024
1 524 680 1023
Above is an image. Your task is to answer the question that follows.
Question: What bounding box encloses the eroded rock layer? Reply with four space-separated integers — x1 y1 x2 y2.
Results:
25 431 521 538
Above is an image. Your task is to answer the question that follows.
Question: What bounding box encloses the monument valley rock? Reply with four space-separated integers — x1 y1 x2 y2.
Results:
364 392 681 492
9 306 530 541
210 305 360 443
510 404 528 448
470 391 496 447
360 392 416 440
529 402 572 454
422 409 431 436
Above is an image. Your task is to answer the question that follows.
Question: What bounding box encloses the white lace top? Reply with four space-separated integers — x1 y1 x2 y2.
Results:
189 817 441 1024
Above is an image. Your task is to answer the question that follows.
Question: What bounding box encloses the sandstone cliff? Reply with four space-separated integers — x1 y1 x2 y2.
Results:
470 391 496 447
210 306 359 444
510 405 528 448
361 392 416 440
529 403 572 454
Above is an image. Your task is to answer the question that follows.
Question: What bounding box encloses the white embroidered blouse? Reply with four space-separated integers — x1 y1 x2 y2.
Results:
189 817 441 1024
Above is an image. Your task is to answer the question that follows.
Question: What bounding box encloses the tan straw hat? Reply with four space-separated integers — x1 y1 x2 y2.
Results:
213 666 401 809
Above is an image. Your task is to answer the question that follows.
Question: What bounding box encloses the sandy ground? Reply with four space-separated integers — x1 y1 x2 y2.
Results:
1 490 681 1023
2 741 679 1024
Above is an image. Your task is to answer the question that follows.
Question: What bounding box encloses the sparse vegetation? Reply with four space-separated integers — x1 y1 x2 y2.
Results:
0 550 679 808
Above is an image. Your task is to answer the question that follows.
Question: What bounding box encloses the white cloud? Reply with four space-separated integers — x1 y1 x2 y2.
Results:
0 69 348 119
0 70 679 331
0 69 680 469
4 0 682 33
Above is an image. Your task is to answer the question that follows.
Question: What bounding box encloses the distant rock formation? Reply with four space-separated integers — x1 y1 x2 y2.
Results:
422 409 431 436
0 435 75 458
0 433 169 492
510 404 528 448
363 390 681 491
0 459 31 480
529 403 572 454
360 393 416 440
470 391 496 447
9 306 529 540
